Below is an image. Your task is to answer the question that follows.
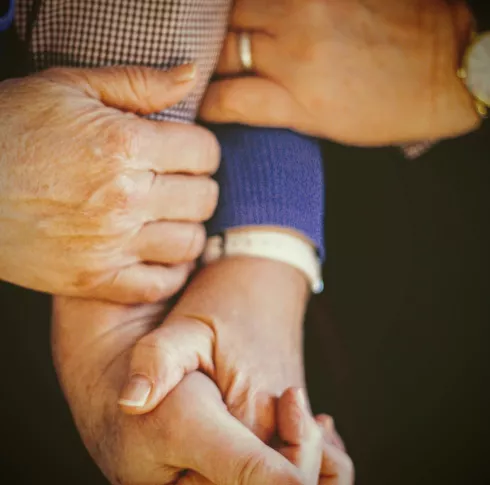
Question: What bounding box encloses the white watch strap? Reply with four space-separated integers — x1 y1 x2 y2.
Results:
202 231 324 294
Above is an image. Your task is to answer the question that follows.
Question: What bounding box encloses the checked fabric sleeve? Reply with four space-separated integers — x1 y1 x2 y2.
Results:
15 0 326 257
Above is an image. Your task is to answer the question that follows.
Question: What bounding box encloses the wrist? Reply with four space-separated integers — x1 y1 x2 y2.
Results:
431 2 482 138
198 256 310 314
214 255 309 294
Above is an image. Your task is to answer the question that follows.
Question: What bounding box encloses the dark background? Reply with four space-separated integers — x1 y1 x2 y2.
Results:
1 130 488 485
308 131 490 485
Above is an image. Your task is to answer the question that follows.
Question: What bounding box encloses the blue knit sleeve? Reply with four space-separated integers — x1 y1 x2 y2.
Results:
0 0 15 33
206 124 325 261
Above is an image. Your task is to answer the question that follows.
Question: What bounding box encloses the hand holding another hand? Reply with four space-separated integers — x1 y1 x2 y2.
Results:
201 0 480 145
52 295 354 485
118 257 309 444
0 64 219 303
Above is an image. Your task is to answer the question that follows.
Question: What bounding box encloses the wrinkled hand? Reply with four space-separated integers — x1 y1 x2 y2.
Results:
52 297 309 485
0 64 219 303
276 389 354 485
179 387 355 485
118 257 309 443
201 0 479 145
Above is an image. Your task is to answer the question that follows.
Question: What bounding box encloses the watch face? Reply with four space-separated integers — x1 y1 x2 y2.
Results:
465 32 490 106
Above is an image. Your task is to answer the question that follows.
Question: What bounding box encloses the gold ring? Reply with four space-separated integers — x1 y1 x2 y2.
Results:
238 32 253 72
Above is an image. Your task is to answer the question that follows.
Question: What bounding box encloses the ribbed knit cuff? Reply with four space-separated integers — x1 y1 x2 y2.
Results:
206 124 325 260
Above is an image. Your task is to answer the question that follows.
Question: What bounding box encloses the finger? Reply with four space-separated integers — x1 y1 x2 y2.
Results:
200 77 300 129
319 442 355 484
134 222 206 264
229 393 277 444
316 414 346 452
215 31 281 76
118 316 214 414
230 0 290 32
41 64 199 115
94 262 192 304
278 388 308 446
169 373 305 485
145 174 219 222
315 416 354 483
129 120 221 175
277 388 323 485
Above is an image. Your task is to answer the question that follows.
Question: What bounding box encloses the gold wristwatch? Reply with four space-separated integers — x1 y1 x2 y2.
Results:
403 25 489 159
457 30 490 118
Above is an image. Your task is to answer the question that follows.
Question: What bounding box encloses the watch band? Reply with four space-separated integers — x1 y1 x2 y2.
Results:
202 231 324 294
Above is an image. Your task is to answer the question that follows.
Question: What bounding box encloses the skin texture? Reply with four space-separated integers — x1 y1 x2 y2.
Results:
118 256 309 444
276 389 354 485
52 297 292 484
178 389 355 485
200 0 480 145
0 64 220 303
52 293 353 485
1 32 328 484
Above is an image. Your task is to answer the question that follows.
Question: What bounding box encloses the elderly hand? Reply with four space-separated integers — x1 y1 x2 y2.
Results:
117 256 308 444
201 0 480 145
177 388 355 485
52 296 308 485
0 64 219 303
276 389 354 485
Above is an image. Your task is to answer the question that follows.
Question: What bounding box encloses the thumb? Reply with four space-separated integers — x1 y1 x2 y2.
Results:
118 315 214 414
175 374 305 485
41 63 198 115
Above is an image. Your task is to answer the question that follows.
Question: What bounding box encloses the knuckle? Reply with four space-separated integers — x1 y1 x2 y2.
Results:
131 334 158 361
201 179 219 220
236 450 302 485
310 420 323 443
181 224 206 261
217 84 244 118
104 173 141 211
131 332 175 372
133 332 165 354
140 280 169 303
184 125 221 174
102 121 139 163
201 129 221 174
121 66 154 112
236 453 266 485
71 267 105 293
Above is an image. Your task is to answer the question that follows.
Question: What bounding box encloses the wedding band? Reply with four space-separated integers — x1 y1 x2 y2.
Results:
238 31 253 72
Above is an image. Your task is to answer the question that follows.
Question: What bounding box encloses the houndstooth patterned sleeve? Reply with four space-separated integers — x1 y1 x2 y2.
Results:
15 0 232 122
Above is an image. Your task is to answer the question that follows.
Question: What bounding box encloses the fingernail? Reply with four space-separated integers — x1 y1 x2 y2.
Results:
326 417 335 433
171 63 197 83
296 388 308 412
118 375 152 408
